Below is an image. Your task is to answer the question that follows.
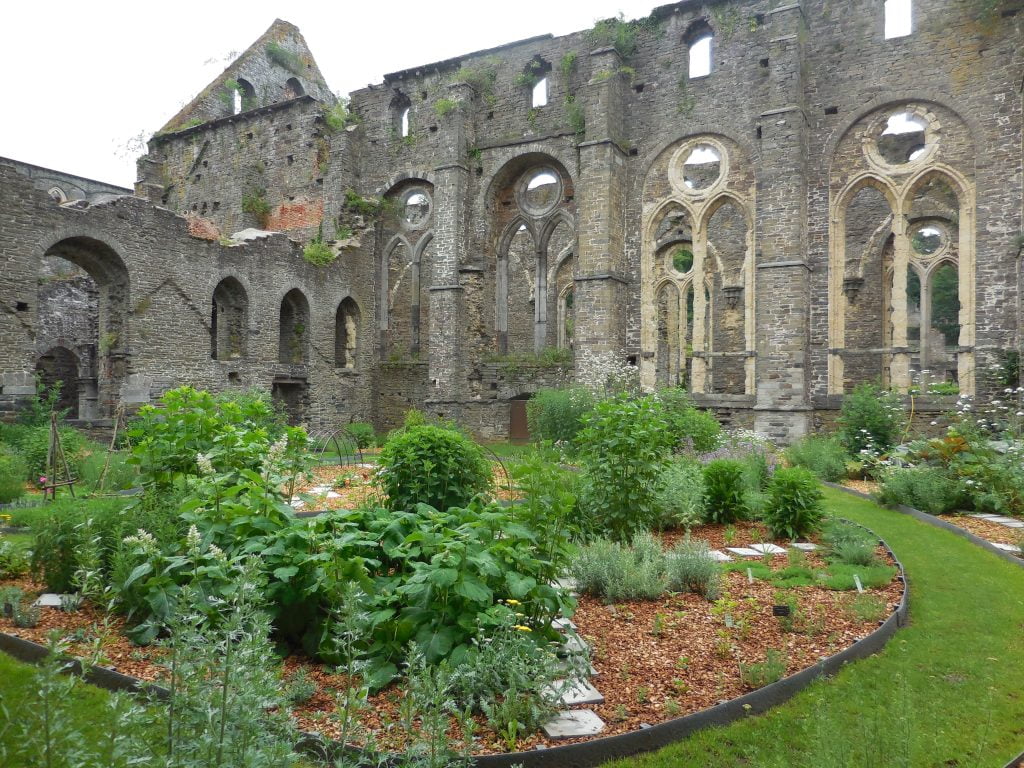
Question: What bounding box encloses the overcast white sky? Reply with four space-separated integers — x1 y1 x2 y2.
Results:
2 1 658 188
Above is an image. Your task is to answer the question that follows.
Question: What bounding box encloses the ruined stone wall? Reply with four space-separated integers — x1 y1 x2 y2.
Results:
0 157 131 204
0 164 376 430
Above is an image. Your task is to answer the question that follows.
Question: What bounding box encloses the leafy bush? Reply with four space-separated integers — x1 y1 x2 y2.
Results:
0 445 28 502
702 459 748 524
665 538 721 599
571 534 668 602
786 435 848 482
830 538 879 567
656 388 722 453
16 424 88 481
526 387 594 445
344 421 376 449
655 458 706 530
0 540 30 579
877 466 961 515
838 383 903 456
77 448 138 493
577 394 674 539
377 424 491 512
763 467 825 539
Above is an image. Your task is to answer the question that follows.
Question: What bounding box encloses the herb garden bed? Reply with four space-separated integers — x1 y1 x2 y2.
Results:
0 519 904 759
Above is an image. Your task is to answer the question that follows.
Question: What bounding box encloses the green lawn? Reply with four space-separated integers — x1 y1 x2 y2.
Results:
1 489 1021 766
608 487 1024 767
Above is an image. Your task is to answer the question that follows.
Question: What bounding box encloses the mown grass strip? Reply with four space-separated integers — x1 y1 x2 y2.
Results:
608 487 1024 768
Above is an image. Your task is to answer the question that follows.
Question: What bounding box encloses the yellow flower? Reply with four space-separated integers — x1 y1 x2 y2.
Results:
505 599 521 606
514 625 532 632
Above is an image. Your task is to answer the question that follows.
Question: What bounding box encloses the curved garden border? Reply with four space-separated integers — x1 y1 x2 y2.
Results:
0 518 909 768
825 482 1024 768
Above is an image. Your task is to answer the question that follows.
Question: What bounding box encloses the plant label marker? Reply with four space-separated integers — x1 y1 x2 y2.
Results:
854 574 864 594
772 605 791 617
747 567 754 584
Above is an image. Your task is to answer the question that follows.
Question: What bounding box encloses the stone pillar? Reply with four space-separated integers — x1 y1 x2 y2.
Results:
889 212 912 391
574 46 629 381
753 3 811 443
427 81 475 416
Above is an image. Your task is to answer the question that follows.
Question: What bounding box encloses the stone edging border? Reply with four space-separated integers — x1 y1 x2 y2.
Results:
824 482 1024 768
0 516 908 768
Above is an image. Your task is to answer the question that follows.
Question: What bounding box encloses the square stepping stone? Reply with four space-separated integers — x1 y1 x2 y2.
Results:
309 486 331 495
290 499 305 509
561 633 589 655
325 491 341 499
790 542 818 551
551 617 577 632
987 517 1018 525
552 577 578 592
542 710 605 739
1000 521 1024 529
991 542 1022 553
708 549 733 562
546 679 604 706
33 593 66 607
749 543 786 555
725 547 761 557
968 514 999 520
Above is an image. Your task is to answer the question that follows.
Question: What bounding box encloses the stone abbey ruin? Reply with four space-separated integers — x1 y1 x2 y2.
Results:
1 0 1021 441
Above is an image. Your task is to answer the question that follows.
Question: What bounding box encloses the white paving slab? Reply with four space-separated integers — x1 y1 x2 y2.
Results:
968 514 999 520
561 633 589 655
991 542 1022 553
1000 521 1024 529
546 679 605 706
542 710 605 739
725 547 761 557
325 491 341 499
708 549 733 562
749 543 787 555
33 593 66 607
553 577 578 591
289 499 305 509
551 617 577 632
789 542 819 551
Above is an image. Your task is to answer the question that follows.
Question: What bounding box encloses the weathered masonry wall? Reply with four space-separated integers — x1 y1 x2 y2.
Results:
0 164 376 430
2 0 1022 441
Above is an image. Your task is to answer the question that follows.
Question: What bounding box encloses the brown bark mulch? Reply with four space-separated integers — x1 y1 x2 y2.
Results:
936 514 1023 548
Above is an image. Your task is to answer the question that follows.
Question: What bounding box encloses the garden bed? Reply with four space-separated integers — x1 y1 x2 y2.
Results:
935 514 1022 548
0 523 902 756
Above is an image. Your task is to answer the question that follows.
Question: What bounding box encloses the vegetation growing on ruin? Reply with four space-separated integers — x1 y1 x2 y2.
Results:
451 57 500 105
322 98 357 134
241 189 271 228
433 97 458 118
302 231 335 266
265 41 302 74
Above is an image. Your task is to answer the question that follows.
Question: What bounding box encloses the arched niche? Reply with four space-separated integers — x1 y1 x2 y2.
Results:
335 297 360 369
705 198 749 395
34 346 81 418
278 288 310 365
211 277 248 361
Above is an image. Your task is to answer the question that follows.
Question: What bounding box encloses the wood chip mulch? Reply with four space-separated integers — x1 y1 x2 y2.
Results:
936 514 1023 548
0 525 903 756
842 479 880 495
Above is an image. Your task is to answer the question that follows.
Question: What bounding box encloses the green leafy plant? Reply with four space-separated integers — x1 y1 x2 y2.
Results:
0 445 28 502
344 422 376 449
665 537 722 599
433 97 458 117
845 593 888 623
656 388 722 453
577 394 675 539
377 424 491 512
838 383 903 456
265 41 302 74
285 667 317 704
877 466 962 515
302 236 335 266
786 435 848 482
12 599 40 628
322 98 356 133
739 649 787 689
241 189 271 228
702 459 749 524
0 540 30 579
525 387 594 445
572 533 668 602
655 457 706 529
763 467 825 539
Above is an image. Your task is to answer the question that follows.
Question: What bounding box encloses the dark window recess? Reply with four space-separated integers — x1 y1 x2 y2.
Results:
486 111 494 119
191 204 198 212
317 178 324 185
626 355 638 367
628 147 639 156
286 123 292 130
476 167 483 176
429 125 438 133
246 132 254 140
287 155 294 165
756 125 763 139
201 203 208 214
825 106 839 115
420 90 428 100
15 302 28 311
202 160 209 168
194 174 201 182
288 196 295 201
759 57 769 68
633 83 645 93
228 371 242 383
755 13 766 24
213 202 221 211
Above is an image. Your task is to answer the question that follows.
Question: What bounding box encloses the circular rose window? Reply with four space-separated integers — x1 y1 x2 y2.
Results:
400 188 431 229
682 144 722 191
518 168 561 217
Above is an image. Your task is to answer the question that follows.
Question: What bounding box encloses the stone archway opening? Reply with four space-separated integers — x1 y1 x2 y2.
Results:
38 236 130 419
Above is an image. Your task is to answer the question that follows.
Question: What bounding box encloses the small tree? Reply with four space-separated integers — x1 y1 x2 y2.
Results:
837 383 903 456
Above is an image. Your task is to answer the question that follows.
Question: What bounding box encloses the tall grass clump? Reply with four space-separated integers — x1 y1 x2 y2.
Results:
786 435 848 482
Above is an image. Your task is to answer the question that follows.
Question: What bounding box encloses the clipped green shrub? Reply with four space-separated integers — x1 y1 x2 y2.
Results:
570 533 667 602
0 445 28 502
702 459 748 524
378 424 491 511
877 466 961 515
763 467 825 539
655 458 706 530
344 422 376 449
526 387 594 445
577 394 674 539
665 538 721 599
656 388 722 453
786 435 848 482
837 383 903 456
